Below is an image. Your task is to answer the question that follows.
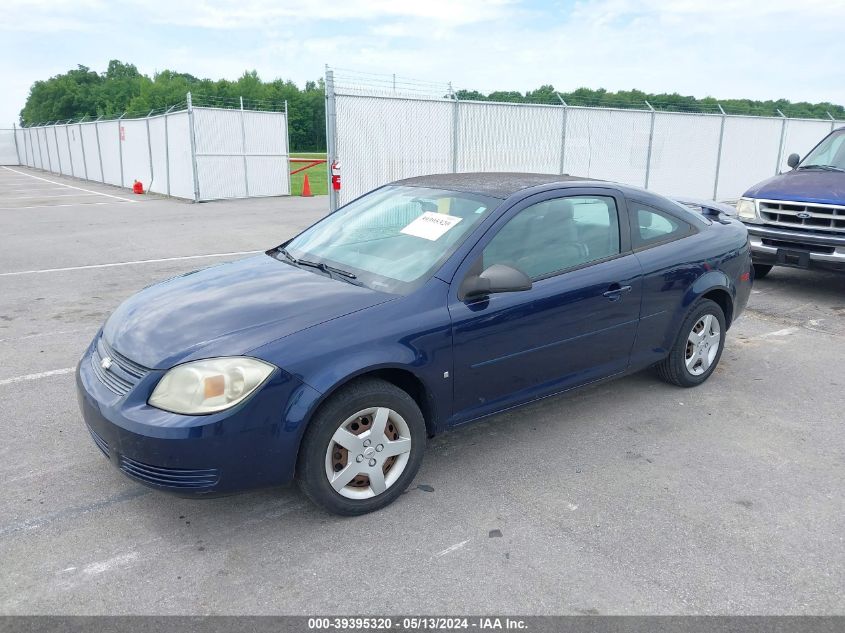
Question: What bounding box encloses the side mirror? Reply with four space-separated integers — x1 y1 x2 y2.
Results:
787 153 800 169
462 264 532 299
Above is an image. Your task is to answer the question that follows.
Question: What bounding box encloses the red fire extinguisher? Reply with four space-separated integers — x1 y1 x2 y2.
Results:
331 160 341 191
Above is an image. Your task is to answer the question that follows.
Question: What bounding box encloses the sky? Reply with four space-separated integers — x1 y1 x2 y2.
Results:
1 0 844 127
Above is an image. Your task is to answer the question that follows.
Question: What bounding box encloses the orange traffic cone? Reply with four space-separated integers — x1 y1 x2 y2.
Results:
301 173 312 197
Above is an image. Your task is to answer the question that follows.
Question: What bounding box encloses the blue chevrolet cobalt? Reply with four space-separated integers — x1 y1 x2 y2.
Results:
77 173 752 515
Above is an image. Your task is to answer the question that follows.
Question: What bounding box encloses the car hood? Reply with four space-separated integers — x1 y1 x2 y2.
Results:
744 169 845 205
103 254 394 369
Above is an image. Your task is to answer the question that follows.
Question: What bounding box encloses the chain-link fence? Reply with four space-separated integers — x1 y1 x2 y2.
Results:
1 93 290 201
326 69 844 210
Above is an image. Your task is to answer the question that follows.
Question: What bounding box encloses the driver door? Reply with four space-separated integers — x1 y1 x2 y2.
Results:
447 189 643 425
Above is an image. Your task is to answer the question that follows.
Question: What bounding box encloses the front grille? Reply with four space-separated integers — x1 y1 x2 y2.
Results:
88 427 110 458
119 455 220 490
91 337 149 396
759 201 845 234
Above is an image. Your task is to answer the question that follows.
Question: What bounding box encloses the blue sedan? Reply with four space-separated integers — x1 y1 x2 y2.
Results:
76 173 752 515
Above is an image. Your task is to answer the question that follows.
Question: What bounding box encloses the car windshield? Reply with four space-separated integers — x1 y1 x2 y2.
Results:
800 129 845 170
282 185 501 294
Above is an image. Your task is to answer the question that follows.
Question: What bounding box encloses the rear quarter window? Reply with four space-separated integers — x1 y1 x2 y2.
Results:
630 202 695 249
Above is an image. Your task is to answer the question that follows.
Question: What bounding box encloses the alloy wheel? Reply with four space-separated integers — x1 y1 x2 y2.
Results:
685 313 721 376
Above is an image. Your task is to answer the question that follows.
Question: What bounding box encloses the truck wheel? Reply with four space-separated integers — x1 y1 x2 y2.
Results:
753 264 773 279
657 299 726 388
297 378 426 516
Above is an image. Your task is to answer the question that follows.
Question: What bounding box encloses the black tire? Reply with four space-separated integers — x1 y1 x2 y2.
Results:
753 264 773 279
656 298 726 388
296 378 426 516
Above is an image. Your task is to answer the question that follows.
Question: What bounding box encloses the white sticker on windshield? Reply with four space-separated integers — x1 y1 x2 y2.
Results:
400 211 463 241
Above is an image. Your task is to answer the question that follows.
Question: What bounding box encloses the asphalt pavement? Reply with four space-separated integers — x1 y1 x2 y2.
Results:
0 165 843 615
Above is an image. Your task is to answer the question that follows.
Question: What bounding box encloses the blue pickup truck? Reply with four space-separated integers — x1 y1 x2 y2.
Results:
735 127 845 277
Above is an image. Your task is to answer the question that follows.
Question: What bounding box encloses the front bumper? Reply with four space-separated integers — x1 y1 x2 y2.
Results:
746 224 845 272
76 336 321 495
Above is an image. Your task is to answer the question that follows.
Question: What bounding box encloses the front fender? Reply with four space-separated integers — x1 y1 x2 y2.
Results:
306 355 443 429
276 353 446 472
251 285 454 462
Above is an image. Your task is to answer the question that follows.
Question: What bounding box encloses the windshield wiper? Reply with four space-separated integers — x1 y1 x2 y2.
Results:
797 164 845 172
297 259 358 280
275 247 359 282
276 247 298 263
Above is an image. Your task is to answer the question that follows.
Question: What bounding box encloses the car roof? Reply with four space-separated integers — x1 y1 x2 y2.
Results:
391 172 602 199
390 172 709 227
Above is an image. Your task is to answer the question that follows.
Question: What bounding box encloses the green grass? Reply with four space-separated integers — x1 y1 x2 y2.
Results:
290 152 328 196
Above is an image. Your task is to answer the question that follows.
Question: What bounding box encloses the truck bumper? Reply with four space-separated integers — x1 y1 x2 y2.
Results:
746 224 845 273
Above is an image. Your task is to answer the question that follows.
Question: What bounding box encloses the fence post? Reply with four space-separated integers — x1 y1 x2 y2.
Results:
775 109 787 175
239 96 250 197
556 93 568 175
644 101 656 189
117 112 126 187
24 127 30 166
27 128 35 168
94 116 105 183
325 69 339 212
12 123 21 165
712 104 727 200
44 127 54 173
827 111 836 132
145 109 155 191
450 82 459 173
164 105 175 197
79 120 89 180
32 127 39 169
187 92 201 202
64 122 75 177
52 125 64 174
285 99 292 196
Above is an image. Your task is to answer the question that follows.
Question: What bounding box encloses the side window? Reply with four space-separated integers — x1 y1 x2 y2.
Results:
632 204 693 248
483 196 620 280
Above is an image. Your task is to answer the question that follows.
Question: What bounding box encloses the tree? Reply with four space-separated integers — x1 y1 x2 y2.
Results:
19 60 845 149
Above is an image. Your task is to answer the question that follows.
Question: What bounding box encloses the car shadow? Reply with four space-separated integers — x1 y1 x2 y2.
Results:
754 267 845 303
125 370 659 538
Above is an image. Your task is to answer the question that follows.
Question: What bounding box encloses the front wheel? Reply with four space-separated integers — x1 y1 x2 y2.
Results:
657 299 726 388
297 378 426 515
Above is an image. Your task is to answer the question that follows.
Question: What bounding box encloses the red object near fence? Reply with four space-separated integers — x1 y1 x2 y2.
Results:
132 180 144 194
331 160 341 191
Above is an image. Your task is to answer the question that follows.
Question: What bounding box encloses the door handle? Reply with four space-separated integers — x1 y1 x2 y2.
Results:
603 284 632 300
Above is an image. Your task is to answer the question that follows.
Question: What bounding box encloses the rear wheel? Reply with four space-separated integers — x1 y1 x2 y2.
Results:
297 378 426 515
753 264 773 279
657 299 726 387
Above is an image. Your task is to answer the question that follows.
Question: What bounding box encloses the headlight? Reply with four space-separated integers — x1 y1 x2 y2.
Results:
149 357 275 415
736 198 759 222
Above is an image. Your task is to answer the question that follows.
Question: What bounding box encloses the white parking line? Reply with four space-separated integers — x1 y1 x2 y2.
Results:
1 188 69 193
3 193 104 199
0 250 260 277
0 166 136 203
434 540 470 557
0 202 113 210
0 367 75 387
0 328 93 344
